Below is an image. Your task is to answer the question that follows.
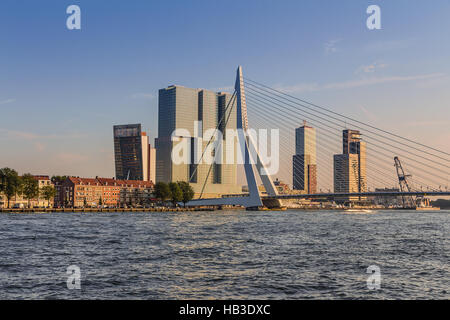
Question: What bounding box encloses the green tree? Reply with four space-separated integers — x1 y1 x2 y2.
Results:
41 185 56 208
22 174 39 208
178 181 194 207
0 168 22 208
153 182 171 204
99 196 103 206
51 175 68 184
169 182 183 206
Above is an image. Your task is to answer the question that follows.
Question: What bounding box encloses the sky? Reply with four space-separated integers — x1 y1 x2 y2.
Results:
0 0 449 179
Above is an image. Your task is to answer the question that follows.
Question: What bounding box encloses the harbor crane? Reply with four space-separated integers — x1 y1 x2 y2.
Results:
394 156 417 208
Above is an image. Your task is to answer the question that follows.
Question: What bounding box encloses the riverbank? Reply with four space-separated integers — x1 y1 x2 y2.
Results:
0 206 442 213
0 207 216 213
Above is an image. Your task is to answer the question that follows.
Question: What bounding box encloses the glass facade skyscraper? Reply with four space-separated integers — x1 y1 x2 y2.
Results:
113 124 155 182
156 85 240 197
293 122 317 194
333 129 367 201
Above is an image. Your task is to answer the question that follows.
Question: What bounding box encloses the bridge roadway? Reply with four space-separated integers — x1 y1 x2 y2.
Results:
263 191 450 200
188 191 450 207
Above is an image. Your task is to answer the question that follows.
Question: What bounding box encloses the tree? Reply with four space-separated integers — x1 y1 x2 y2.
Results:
178 181 194 207
99 196 103 206
169 182 183 206
22 174 39 208
51 175 68 184
153 182 171 204
0 168 22 208
41 185 56 208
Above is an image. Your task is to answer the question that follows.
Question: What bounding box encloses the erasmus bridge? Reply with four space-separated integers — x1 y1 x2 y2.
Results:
187 66 450 209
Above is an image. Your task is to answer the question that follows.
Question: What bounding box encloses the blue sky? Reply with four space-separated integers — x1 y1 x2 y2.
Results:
1 0 449 178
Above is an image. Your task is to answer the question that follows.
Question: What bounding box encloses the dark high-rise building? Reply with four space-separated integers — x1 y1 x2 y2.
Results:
293 122 317 193
113 124 155 181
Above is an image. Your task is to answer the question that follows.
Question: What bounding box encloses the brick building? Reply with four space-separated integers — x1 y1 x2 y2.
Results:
59 177 154 208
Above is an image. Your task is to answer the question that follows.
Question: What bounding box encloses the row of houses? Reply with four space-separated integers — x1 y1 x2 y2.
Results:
55 177 154 208
0 175 54 208
1 175 154 208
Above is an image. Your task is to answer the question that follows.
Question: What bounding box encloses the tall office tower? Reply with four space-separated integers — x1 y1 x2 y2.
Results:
333 153 360 193
333 129 367 201
156 85 240 197
293 121 317 193
113 124 156 182
140 132 156 182
342 129 366 194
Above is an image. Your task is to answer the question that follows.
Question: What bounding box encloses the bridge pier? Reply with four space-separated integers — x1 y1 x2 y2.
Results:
262 198 284 209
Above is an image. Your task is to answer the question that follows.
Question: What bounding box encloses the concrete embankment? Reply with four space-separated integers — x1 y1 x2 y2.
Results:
0 207 216 213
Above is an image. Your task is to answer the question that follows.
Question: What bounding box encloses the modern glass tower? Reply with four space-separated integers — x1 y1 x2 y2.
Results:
113 124 155 181
156 85 240 197
293 121 317 193
333 129 367 201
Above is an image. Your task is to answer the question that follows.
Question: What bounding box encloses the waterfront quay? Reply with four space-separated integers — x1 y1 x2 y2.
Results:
0 207 216 214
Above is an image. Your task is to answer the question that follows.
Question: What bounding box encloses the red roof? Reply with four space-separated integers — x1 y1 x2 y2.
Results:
67 176 153 188
68 177 100 185
32 175 50 181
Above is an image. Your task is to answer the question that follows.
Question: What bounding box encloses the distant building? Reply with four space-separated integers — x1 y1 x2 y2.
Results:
373 188 401 207
141 132 156 183
333 154 360 199
113 124 155 182
1 175 53 208
273 178 291 194
33 175 54 207
156 85 241 197
53 180 64 207
334 129 367 202
293 121 317 194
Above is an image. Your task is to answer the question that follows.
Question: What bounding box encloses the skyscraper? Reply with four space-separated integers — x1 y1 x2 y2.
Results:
156 85 241 197
334 129 367 201
113 124 156 182
293 121 317 193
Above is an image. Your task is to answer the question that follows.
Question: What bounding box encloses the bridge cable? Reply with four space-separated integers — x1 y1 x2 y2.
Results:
244 77 450 158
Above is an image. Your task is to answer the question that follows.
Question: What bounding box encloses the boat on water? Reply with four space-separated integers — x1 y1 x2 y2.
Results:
415 198 440 211
416 206 440 211
246 206 287 211
342 209 374 214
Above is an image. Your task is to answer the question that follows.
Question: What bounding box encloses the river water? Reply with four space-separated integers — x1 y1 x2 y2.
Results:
0 209 448 299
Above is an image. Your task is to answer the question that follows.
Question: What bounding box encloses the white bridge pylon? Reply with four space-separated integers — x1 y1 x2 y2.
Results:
187 66 278 208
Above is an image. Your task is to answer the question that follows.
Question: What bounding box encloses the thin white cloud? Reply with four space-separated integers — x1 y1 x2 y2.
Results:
0 98 15 105
324 73 445 90
56 152 89 163
355 62 387 74
0 129 86 140
34 142 46 152
324 39 342 54
274 73 446 93
210 86 233 93
274 83 319 94
402 120 450 127
359 106 378 122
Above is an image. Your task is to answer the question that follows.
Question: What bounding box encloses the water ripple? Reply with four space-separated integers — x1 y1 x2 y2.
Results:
0 210 448 299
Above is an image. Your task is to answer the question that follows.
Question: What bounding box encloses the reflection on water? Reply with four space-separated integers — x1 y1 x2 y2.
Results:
0 210 448 299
